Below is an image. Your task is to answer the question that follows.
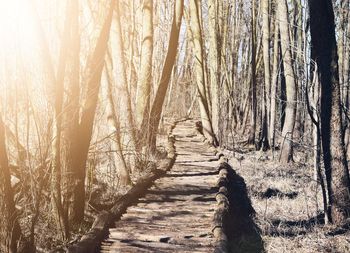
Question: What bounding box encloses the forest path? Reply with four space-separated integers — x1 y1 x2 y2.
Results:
100 119 220 253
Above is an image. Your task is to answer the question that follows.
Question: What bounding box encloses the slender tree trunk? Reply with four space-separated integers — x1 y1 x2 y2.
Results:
218 0 233 146
136 0 153 132
105 58 131 187
114 0 138 152
278 0 297 163
338 0 347 93
70 0 115 225
147 0 184 152
188 0 217 145
309 0 350 225
51 1 73 238
208 0 220 139
247 0 257 146
293 0 304 143
269 18 279 148
343 1 350 153
308 68 329 224
259 0 271 150
64 0 81 227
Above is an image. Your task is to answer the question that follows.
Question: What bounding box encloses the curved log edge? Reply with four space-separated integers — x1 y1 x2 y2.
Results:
194 120 263 253
212 162 231 253
193 121 229 252
51 120 179 253
213 161 264 253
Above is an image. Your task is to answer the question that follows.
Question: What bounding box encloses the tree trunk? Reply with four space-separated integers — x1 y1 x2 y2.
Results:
70 0 115 225
51 0 73 238
64 0 81 228
343 1 350 154
309 0 350 225
105 58 131 187
247 0 257 146
208 0 220 139
136 0 153 131
147 0 184 152
188 0 217 145
269 18 279 148
278 0 297 163
114 0 138 152
258 0 271 150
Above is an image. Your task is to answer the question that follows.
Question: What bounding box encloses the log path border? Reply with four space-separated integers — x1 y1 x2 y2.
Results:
52 120 178 253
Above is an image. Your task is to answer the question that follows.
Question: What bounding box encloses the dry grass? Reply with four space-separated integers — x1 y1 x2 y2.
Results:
227 147 350 253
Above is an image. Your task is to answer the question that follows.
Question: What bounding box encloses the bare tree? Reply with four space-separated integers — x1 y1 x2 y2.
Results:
70 0 116 225
278 0 297 163
208 0 220 139
269 13 279 148
147 0 185 152
258 0 270 150
188 0 217 145
309 0 350 224
135 0 153 131
247 0 257 146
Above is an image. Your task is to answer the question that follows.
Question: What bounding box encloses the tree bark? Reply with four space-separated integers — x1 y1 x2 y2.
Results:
278 0 297 163
64 0 81 227
208 0 220 139
258 0 270 150
247 0 257 146
70 0 115 225
105 57 131 188
188 0 217 145
309 0 350 224
269 17 279 148
51 0 74 238
136 0 153 131
147 0 184 152
113 0 138 152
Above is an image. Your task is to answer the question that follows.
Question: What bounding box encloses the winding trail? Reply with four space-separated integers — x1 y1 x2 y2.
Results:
100 120 220 252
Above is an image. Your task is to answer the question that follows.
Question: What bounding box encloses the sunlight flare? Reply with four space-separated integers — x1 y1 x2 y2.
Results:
0 0 36 56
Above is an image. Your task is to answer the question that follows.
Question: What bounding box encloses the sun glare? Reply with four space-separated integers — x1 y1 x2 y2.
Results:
0 0 37 56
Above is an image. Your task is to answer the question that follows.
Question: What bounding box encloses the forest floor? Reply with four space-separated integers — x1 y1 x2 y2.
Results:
99 120 220 253
227 146 350 253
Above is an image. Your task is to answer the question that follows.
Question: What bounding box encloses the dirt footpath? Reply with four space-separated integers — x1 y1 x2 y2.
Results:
100 120 220 253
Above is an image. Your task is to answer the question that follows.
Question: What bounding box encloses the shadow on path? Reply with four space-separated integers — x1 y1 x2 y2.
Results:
147 187 217 197
165 170 218 178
